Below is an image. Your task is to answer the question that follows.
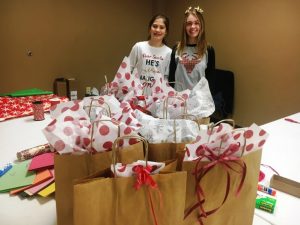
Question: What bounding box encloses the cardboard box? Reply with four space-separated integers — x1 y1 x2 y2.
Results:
53 78 77 100
66 78 77 100
54 78 67 97
270 174 300 198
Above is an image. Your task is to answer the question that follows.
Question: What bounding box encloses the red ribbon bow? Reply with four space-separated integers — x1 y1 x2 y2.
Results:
133 165 161 225
129 100 152 115
133 165 158 190
185 143 247 225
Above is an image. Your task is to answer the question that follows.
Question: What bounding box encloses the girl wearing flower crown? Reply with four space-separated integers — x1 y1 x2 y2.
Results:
167 6 214 93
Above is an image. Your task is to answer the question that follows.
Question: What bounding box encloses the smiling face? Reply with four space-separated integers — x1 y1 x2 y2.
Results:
149 18 167 44
185 14 201 44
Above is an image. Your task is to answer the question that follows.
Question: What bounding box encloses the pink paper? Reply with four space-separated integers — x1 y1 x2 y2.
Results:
28 152 54 171
24 169 55 196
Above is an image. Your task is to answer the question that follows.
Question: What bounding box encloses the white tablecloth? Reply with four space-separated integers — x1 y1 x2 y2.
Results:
0 114 56 225
253 112 300 225
1 112 299 225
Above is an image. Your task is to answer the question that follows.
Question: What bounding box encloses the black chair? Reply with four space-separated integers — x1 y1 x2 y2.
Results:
205 46 234 121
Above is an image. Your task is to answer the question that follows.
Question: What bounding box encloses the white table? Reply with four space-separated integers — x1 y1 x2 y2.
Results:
1 112 299 225
0 113 56 225
252 112 300 225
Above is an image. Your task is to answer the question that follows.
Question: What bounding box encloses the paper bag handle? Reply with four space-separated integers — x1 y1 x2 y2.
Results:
207 119 248 157
163 95 187 119
111 135 148 176
206 119 235 155
209 119 235 129
176 113 212 131
84 98 112 118
104 75 109 95
177 113 198 121
232 128 248 157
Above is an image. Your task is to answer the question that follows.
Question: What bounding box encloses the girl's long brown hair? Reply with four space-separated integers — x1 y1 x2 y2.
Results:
147 14 170 45
177 7 207 58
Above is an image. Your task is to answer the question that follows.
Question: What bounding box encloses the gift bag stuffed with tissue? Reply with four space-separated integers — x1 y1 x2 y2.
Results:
54 140 143 225
135 97 199 163
44 108 144 225
73 136 187 225
54 142 143 225
182 122 268 225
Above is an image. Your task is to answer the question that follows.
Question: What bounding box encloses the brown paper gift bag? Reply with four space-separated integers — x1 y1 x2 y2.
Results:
73 136 187 225
148 142 186 162
55 140 144 225
182 149 262 225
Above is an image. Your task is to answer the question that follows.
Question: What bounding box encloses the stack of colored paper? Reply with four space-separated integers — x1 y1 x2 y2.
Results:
0 152 56 197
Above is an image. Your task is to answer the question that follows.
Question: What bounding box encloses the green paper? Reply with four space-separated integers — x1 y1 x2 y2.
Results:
0 88 53 97
0 160 36 192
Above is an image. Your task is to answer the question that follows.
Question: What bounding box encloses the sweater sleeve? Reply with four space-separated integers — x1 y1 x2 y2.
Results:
205 45 216 95
163 50 172 81
168 45 178 88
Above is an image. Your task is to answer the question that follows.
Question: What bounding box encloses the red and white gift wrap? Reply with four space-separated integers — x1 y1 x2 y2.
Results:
17 143 52 161
43 108 91 154
111 101 142 130
134 109 200 143
90 116 138 153
148 77 214 119
184 123 269 161
0 94 68 122
102 56 214 120
83 95 142 130
109 56 144 101
111 160 165 177
49 100 83 119
107 57 181 101
43 105 139 154
83 95 121 118
185 77 215 118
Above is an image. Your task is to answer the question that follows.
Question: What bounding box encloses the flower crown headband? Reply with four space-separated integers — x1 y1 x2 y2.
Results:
185 6 204 14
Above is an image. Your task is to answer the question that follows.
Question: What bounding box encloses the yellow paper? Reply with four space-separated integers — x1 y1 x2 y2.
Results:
38 182 55 197
10 169 52 195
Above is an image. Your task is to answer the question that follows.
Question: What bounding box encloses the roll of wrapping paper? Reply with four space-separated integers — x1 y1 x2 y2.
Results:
17 144 52 161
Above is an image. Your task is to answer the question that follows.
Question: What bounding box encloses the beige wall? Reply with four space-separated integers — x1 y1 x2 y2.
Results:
1 0 299 126
0 0 152 97
165 0 300 126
